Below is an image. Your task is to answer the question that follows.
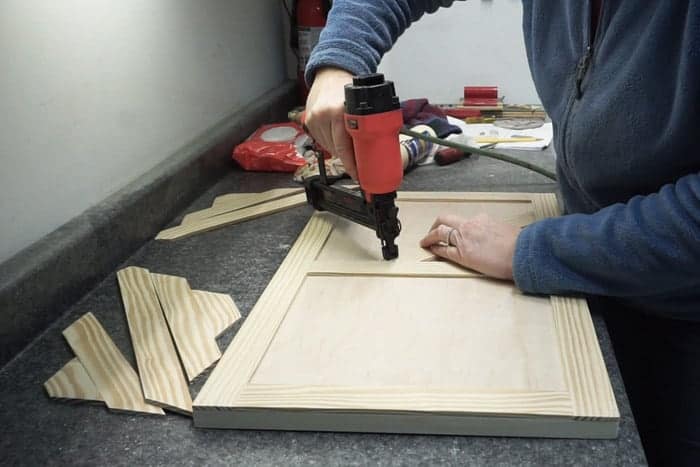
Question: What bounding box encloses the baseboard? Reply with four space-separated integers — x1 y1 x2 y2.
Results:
0 80 299 367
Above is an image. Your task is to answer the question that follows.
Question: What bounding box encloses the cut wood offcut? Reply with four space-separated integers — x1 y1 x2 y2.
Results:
157 188 306 240
62 313 164 415
191 290 242 339
182 188 303 224
117 267 193 415
151 274 222 382
45 290 241 406
44 358 102 403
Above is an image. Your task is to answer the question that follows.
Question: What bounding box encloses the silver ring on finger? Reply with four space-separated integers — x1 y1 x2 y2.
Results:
447 227 457 246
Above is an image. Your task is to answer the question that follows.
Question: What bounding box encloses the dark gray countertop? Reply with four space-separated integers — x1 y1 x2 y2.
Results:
0 148 647 466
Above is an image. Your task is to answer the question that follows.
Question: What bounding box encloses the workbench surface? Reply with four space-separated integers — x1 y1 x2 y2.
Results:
0 148 647 466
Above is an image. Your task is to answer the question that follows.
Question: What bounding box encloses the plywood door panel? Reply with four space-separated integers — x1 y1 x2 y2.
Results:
308 259 481 278
195 216 332 403
194 192 619 438
317 198 536 263
252 276 565 390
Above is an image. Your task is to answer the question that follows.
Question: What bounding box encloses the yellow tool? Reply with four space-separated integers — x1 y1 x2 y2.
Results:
464 116 496 124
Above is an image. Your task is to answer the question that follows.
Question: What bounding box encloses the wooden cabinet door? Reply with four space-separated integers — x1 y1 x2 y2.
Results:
194 192 619 438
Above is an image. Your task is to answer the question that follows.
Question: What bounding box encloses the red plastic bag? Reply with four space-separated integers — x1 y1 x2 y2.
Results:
232 123 308 172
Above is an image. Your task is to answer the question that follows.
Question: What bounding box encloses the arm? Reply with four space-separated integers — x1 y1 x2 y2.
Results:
513 172 700 299
303 0 458 179
305 0 457 86
421 171 700 311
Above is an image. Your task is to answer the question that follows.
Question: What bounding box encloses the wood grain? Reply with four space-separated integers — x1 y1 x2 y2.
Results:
191 290 241 339
117 267 193 415
195 215 332 405
62 313 164 415
532 192 560 220
151 274 221 381
44 358 102 402
551 296 619 420
237 386 573 416
183 188 304 224
211 192 248 207
156 193 307 240
45 290 240 406
251 275 565 390
194 192 619 438
213 188 304 207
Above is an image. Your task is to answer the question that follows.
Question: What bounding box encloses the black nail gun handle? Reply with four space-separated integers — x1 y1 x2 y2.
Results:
304 151 401 260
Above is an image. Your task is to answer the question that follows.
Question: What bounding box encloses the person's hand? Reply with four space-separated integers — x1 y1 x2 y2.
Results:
304 67 357 179
419 213 520 280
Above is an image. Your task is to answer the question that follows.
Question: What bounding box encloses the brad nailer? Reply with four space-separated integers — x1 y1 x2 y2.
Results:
303 73 404 260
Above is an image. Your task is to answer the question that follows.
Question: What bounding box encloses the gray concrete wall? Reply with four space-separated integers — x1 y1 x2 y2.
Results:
0 0 286 263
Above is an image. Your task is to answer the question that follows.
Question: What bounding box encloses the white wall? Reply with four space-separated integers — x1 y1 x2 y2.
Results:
284 1 537 103
378 1 538 104
0 0 286 263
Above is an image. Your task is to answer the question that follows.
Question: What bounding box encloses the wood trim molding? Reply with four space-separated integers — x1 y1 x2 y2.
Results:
156 193 307 240
183 188 304 224
195 215 332 404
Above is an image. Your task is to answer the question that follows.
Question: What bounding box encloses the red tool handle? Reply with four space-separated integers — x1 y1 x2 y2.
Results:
298 74 404 198
345 110 404 197
300 108 404 195
434 147 466 166
464 86 498 99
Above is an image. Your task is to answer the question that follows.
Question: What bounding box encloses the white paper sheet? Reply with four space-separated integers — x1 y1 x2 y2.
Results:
447 117 553 151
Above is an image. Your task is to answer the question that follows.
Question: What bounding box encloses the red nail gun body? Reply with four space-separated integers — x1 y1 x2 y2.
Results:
304 73 404 259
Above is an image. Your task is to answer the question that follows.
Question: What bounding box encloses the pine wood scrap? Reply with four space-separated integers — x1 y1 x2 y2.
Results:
151 274 221 381
212 187 303 206
156 192 307 240
186 187 304 222
45 291 240 406
191 290 241 339
62 312 164 415
117 267 193 415
44 358 103 402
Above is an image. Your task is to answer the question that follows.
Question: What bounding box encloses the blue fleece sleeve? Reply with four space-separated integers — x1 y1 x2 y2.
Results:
513 172 700 300
305 0 458 85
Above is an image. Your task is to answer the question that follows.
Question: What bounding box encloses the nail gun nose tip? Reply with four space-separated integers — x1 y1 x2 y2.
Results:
382 245 399 260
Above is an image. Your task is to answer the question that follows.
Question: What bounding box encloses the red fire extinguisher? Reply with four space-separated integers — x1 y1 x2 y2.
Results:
293 0 330 101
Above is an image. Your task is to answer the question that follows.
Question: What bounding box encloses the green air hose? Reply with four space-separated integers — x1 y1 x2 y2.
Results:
400 128 557 181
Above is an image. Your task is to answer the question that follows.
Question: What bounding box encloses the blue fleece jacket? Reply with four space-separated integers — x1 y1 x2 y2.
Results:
306 1 700 319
